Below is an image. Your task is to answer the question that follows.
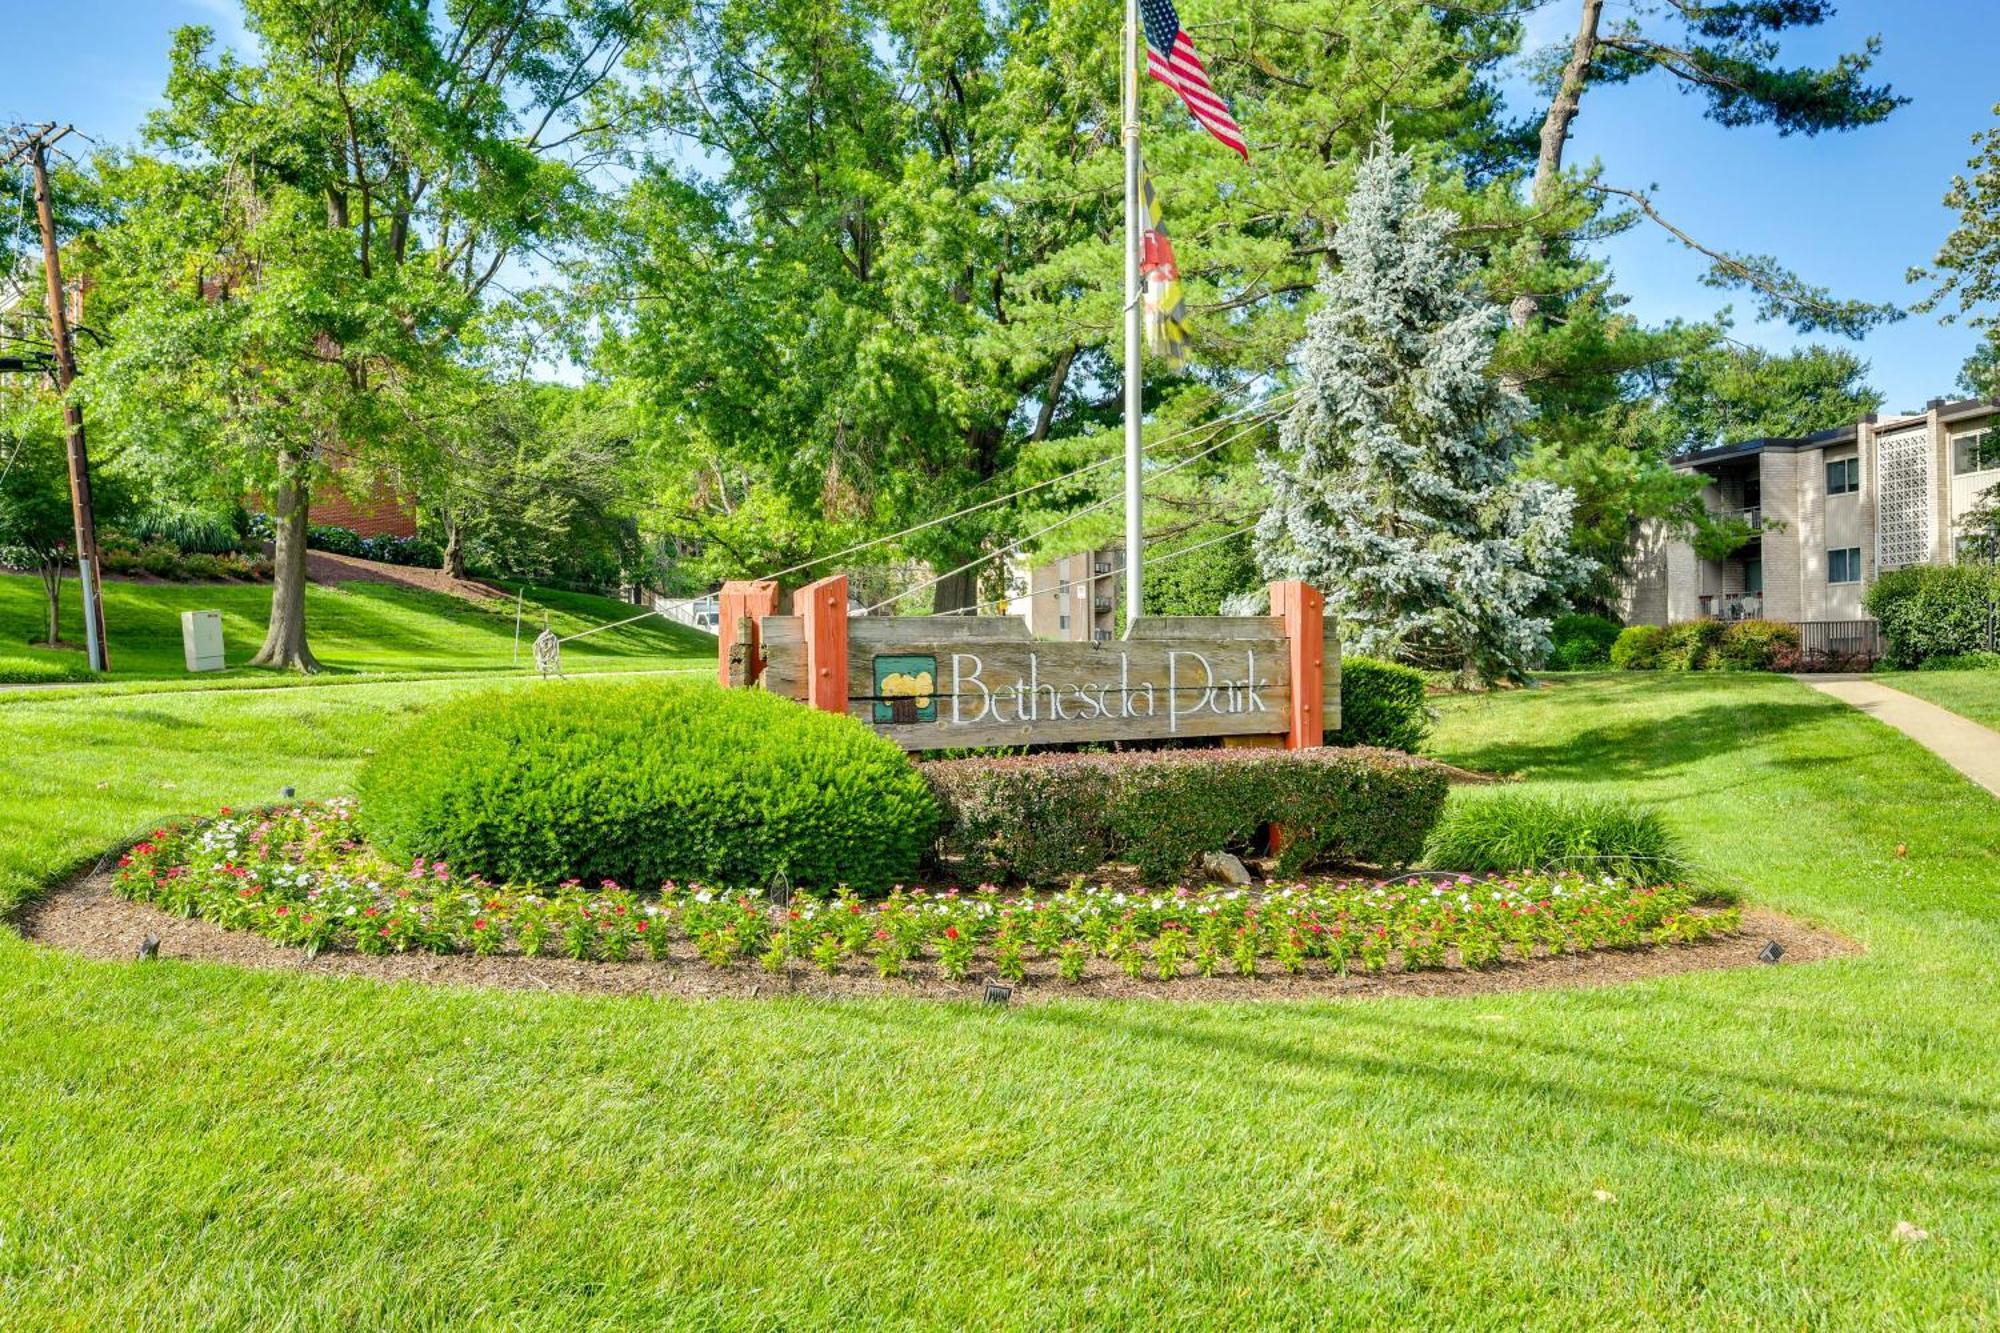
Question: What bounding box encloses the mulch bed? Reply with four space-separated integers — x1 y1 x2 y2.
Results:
11 868 1862 1005
304 550 506 602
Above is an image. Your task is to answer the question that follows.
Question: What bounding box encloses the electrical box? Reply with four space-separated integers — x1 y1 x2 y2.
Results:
181 610 226 673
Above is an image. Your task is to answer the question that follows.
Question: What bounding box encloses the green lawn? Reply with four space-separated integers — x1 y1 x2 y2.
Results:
0 571 715 684
1 672 1996 1328
1874 668 2000 732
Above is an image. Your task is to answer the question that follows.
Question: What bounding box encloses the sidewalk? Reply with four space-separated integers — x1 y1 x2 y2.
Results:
1798 675 2000 799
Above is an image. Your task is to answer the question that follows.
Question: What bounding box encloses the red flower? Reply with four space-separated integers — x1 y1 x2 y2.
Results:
635 921 648 933
274 906 290 917
474 919 487 931
379 927 391 937
943 926 961 942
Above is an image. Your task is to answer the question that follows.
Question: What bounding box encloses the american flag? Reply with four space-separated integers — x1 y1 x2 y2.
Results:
1140 0 1246 159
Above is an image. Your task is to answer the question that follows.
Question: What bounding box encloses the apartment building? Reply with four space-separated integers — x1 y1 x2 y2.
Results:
1020 546 1124 642
1620 397 2000 628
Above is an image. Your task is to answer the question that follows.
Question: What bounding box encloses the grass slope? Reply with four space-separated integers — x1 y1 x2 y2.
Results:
0 672 1996 1328
1873 668 2000 732
0 572 714 683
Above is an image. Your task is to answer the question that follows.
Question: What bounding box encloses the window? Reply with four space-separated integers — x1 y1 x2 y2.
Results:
1828 547 1862 584
1744 557 1763 595
1825 456 1859 495
1058 613 1070 631
1954 429 2000 476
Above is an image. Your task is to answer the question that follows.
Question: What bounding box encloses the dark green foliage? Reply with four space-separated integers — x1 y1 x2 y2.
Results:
298 523 443 570
358 682 937 893
1866 565 2000 668
1547 614 1623 670
1337 656 1431 752
1716 619 1802 671
1140 529 1259 617
1423 792 1690 887
1656 620 1727 672
1610 625 1666 670
924 747 1448 885
1919 651 2000 672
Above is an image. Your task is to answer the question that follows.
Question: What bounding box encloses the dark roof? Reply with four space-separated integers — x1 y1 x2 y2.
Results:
1674 398 2000 469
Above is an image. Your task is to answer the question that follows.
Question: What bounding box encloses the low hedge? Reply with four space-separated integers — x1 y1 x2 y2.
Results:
358 681 937 893
1547 613 1623 670
1337 656 1430 751
1612 619 1799 672
924 746 1448 885
1610 625 1664 670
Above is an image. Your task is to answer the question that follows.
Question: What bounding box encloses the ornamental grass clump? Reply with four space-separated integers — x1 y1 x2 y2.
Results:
357 680 936 894
1422 791 1691 887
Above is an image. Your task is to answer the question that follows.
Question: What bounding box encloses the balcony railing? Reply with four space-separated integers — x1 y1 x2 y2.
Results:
1715 505 1762 530
1700 592 1764 622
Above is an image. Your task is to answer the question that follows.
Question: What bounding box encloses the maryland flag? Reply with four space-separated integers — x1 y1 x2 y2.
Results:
1138 161 1191 372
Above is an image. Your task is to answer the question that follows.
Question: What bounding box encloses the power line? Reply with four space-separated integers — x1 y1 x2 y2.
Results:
751 387 1293 586
934 520 1258 618
857 407 1282 616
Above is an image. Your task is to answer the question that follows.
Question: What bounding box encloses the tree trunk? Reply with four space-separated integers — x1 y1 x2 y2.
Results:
1510 0 1604 331
930 567 977 617
39 558 62 647
442 517 466 579
250 449 322 672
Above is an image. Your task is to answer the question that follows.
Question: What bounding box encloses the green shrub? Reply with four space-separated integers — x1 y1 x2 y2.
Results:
1547 614 1623 670
1866 564 2000 668
1336 656 1430 751
1716 618 1801 671
1655 619 1725 671
358 681 937 893
925 746 1448 885
1609 624 1665 670
1919 650 2000 671
1422 791 1689 886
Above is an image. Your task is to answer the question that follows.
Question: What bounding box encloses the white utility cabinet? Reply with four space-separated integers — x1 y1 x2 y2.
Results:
181 610 226 673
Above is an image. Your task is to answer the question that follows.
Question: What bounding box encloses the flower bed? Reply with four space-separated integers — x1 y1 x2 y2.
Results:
112 801 1742 983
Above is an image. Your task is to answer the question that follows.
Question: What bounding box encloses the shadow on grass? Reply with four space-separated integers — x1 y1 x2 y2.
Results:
1018 1001 2000 1173
1444 698 1834 783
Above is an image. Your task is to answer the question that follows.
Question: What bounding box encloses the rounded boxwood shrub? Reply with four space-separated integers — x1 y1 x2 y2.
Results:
1547 613 1622 670
1866 564 2000 668
1609 624 1665 670
1337 656 1431 751
1715 618 1801 671
358 681 937 893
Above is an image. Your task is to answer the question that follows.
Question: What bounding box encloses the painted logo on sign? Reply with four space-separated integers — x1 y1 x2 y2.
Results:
872 653 938 723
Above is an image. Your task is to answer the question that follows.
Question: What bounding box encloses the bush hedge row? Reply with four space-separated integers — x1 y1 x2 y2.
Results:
1865 564 2000 669
1610 618 1800 672
359 681 937 893
924 746 1448 885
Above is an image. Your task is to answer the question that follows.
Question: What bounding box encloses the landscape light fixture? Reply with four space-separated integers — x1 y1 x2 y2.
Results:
1758 940 1785 964
281 786 295 799
766 870 791 909
137 935 159 961
983 982 1013 1007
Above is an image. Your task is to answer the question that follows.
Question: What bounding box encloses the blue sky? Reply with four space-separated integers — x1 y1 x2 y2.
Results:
4 1 1994 413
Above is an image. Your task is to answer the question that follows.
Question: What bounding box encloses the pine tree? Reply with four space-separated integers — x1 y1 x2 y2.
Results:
1256 134 1586 683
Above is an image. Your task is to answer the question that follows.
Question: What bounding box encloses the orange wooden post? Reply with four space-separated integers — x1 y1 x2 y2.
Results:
1267 580 1325 859
799 573 850 716
716 579 780 687
1271 579 1325 749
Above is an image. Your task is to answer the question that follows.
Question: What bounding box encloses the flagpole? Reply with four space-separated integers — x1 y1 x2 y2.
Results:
1122 0 1145 623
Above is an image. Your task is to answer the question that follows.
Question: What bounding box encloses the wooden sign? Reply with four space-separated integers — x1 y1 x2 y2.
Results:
731 576 1340 752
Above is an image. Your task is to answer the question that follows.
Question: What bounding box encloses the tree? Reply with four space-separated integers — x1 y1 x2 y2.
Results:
0 394 78 648
1256 135 1584 683
1652 341 1882 453
1512 0 1903 337
605 0 1533 609
1916 102 2000 395
83 0 644 670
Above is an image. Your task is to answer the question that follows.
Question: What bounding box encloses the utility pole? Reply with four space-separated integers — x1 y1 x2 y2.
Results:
7 123 107 670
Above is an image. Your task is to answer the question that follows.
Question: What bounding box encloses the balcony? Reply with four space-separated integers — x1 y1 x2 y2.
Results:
1093 596 1114 613
1700 592 1764 622
1715 505 1762 531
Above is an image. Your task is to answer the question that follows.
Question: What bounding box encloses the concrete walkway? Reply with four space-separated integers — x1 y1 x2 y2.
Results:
1799 675 2000 799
